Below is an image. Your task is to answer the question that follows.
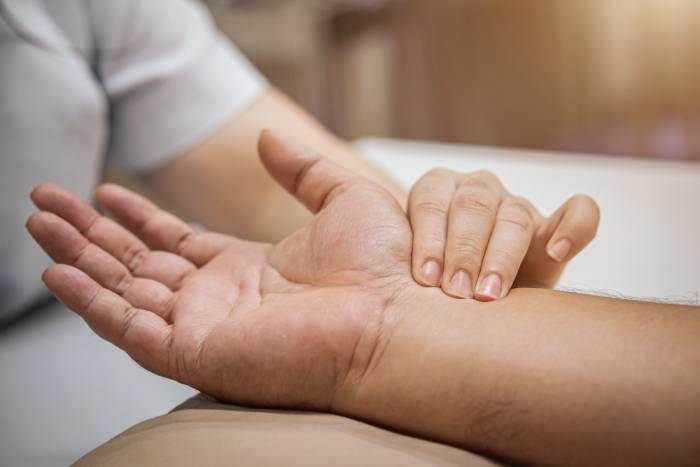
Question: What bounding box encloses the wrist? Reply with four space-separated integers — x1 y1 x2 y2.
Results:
331 280 484 419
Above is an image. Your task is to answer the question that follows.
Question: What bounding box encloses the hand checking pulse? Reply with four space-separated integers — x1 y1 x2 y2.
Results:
408 169 599 300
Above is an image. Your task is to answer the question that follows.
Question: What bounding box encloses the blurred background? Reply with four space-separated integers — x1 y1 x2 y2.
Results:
204 0 700 161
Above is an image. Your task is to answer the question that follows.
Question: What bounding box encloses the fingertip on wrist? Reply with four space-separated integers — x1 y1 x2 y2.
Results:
416 258 442 287
443 269 473 299
474 273 503 301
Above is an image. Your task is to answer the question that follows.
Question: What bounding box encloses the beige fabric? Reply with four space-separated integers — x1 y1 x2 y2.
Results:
73 395 500 467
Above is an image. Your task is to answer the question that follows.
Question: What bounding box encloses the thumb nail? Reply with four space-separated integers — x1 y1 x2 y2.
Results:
548 238 572 262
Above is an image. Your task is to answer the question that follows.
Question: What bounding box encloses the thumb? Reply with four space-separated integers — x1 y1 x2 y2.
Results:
543 194 600 263
258 129 357 214
515 194 599 288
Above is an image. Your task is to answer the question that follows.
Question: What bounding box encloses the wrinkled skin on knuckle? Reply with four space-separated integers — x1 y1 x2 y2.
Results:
411 199 449 219
499 201 535 233
486 248 521 278
452 189 498 217
410 169 454 199
448 237 483 272
426 167 454 180
469 170 503 190
124 243 148 273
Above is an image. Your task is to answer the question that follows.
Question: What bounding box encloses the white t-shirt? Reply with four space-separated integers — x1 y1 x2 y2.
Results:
0 0 266 322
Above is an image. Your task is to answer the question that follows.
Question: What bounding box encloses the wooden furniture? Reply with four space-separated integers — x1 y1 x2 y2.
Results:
206 0 700 161
203 0 399 135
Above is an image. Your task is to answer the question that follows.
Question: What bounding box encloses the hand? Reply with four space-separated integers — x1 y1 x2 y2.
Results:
27 131 414 410
408 169 599 300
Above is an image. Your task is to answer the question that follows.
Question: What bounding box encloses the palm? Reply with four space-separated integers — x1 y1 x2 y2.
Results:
28 133 412 410
175 181 410 407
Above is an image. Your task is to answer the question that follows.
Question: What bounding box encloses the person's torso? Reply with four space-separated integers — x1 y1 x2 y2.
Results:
0 0 107 321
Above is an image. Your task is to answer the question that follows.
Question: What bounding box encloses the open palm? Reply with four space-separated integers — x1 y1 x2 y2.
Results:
27 132 414 410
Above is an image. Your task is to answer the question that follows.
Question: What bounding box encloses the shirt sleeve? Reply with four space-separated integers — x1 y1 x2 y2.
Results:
96 0 267 172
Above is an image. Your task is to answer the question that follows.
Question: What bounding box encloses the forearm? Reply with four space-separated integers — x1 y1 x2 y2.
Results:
337 286 700 466
141 88 405 242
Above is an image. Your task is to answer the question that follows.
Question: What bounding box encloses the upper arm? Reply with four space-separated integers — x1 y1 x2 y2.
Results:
95 0 404 242
138 88 405 242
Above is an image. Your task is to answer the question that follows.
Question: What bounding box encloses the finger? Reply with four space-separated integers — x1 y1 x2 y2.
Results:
515 195 598 289
42 264 172 377
32 182 147 266
474 198 536 301
408 169 457 286
30 182 101 232
94 184 229 266
442 172 503 299
543 194 600 263
27 211 176 319
258 129 357 214
31 183 196 290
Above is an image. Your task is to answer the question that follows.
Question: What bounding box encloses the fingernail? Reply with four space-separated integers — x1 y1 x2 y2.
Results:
548 238 572 263
448 270 473 298
420 259 442 286
476 273 502 301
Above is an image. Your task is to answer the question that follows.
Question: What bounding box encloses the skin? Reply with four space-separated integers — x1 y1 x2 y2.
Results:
141 88 599 301
408 169 599 299
140 88 406 243
27 131 700 466
28 130 413 410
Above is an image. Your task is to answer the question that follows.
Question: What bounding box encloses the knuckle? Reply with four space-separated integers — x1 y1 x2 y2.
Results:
499 201 535 233
125 245 148 273
412 199 449 218
412 168 455 195
487 248 521 274
293 156 323 196
162 294 177 322
72 243 92 267
474 169 498 182
499 216 531 234
426 167 454 180
82 288 102 315
174 231 196 255
459 175 494 193
172 266 193 292
510 195 535 211
82 215 103 238
471 170 502 189
453 190 497 216
119 306 139 341
113 269 133 295
449 236 483 264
